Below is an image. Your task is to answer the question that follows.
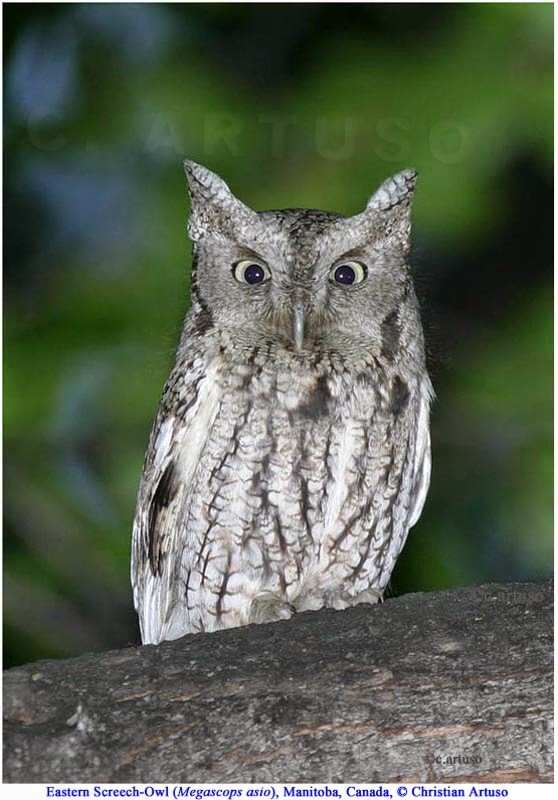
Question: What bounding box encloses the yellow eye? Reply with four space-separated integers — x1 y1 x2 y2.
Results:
329 260 367 286
233 259 271 285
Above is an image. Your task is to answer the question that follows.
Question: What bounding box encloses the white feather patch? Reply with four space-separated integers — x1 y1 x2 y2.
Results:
407 379 433 529
137 362 223 645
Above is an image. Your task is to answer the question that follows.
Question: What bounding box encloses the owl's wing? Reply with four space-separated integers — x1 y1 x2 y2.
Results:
131 413 185 645
131 360 222 644
407 377 434 529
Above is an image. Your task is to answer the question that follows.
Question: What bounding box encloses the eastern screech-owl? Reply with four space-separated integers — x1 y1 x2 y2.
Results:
131 161 433 645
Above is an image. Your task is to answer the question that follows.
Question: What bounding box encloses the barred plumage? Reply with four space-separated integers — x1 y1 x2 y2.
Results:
131 162 433 645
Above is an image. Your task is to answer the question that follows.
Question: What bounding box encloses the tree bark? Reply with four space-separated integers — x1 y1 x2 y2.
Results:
3 579 553 784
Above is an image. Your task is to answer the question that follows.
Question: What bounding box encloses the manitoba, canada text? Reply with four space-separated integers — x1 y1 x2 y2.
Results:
45 786 510 799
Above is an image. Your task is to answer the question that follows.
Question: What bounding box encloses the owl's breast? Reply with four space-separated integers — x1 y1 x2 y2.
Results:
167 349 424 634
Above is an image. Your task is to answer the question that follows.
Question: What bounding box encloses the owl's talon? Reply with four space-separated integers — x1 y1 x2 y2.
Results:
249 594 295 625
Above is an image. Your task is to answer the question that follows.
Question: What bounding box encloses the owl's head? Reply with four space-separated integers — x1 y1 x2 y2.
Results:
184 161 419 358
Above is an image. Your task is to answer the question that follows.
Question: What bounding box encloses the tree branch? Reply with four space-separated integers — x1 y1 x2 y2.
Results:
3 580 553 783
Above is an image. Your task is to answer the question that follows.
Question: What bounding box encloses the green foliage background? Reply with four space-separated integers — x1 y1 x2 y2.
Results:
3 3 553 667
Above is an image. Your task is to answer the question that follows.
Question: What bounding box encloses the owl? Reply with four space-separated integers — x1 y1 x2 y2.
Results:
131 161 433 645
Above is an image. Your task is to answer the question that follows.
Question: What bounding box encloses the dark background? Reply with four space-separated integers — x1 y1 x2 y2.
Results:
3 3 553 668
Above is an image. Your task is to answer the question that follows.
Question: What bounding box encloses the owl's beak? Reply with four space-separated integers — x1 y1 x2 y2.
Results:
292 302 306 351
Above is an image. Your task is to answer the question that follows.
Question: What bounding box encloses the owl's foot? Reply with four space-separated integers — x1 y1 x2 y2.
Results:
292 587 383 613
249 593 295 625
293 593 326 612
324 587 383 610
249 587 382 626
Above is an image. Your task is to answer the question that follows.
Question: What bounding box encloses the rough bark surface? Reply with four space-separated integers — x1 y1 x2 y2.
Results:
3 580 553 784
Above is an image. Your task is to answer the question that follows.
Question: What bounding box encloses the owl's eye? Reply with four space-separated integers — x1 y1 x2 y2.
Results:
233 259 271 285
329 261 367 286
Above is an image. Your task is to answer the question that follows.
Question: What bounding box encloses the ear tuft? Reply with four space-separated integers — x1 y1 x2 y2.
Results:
183 160 254 242
183 160 233 207
366 169 418 212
